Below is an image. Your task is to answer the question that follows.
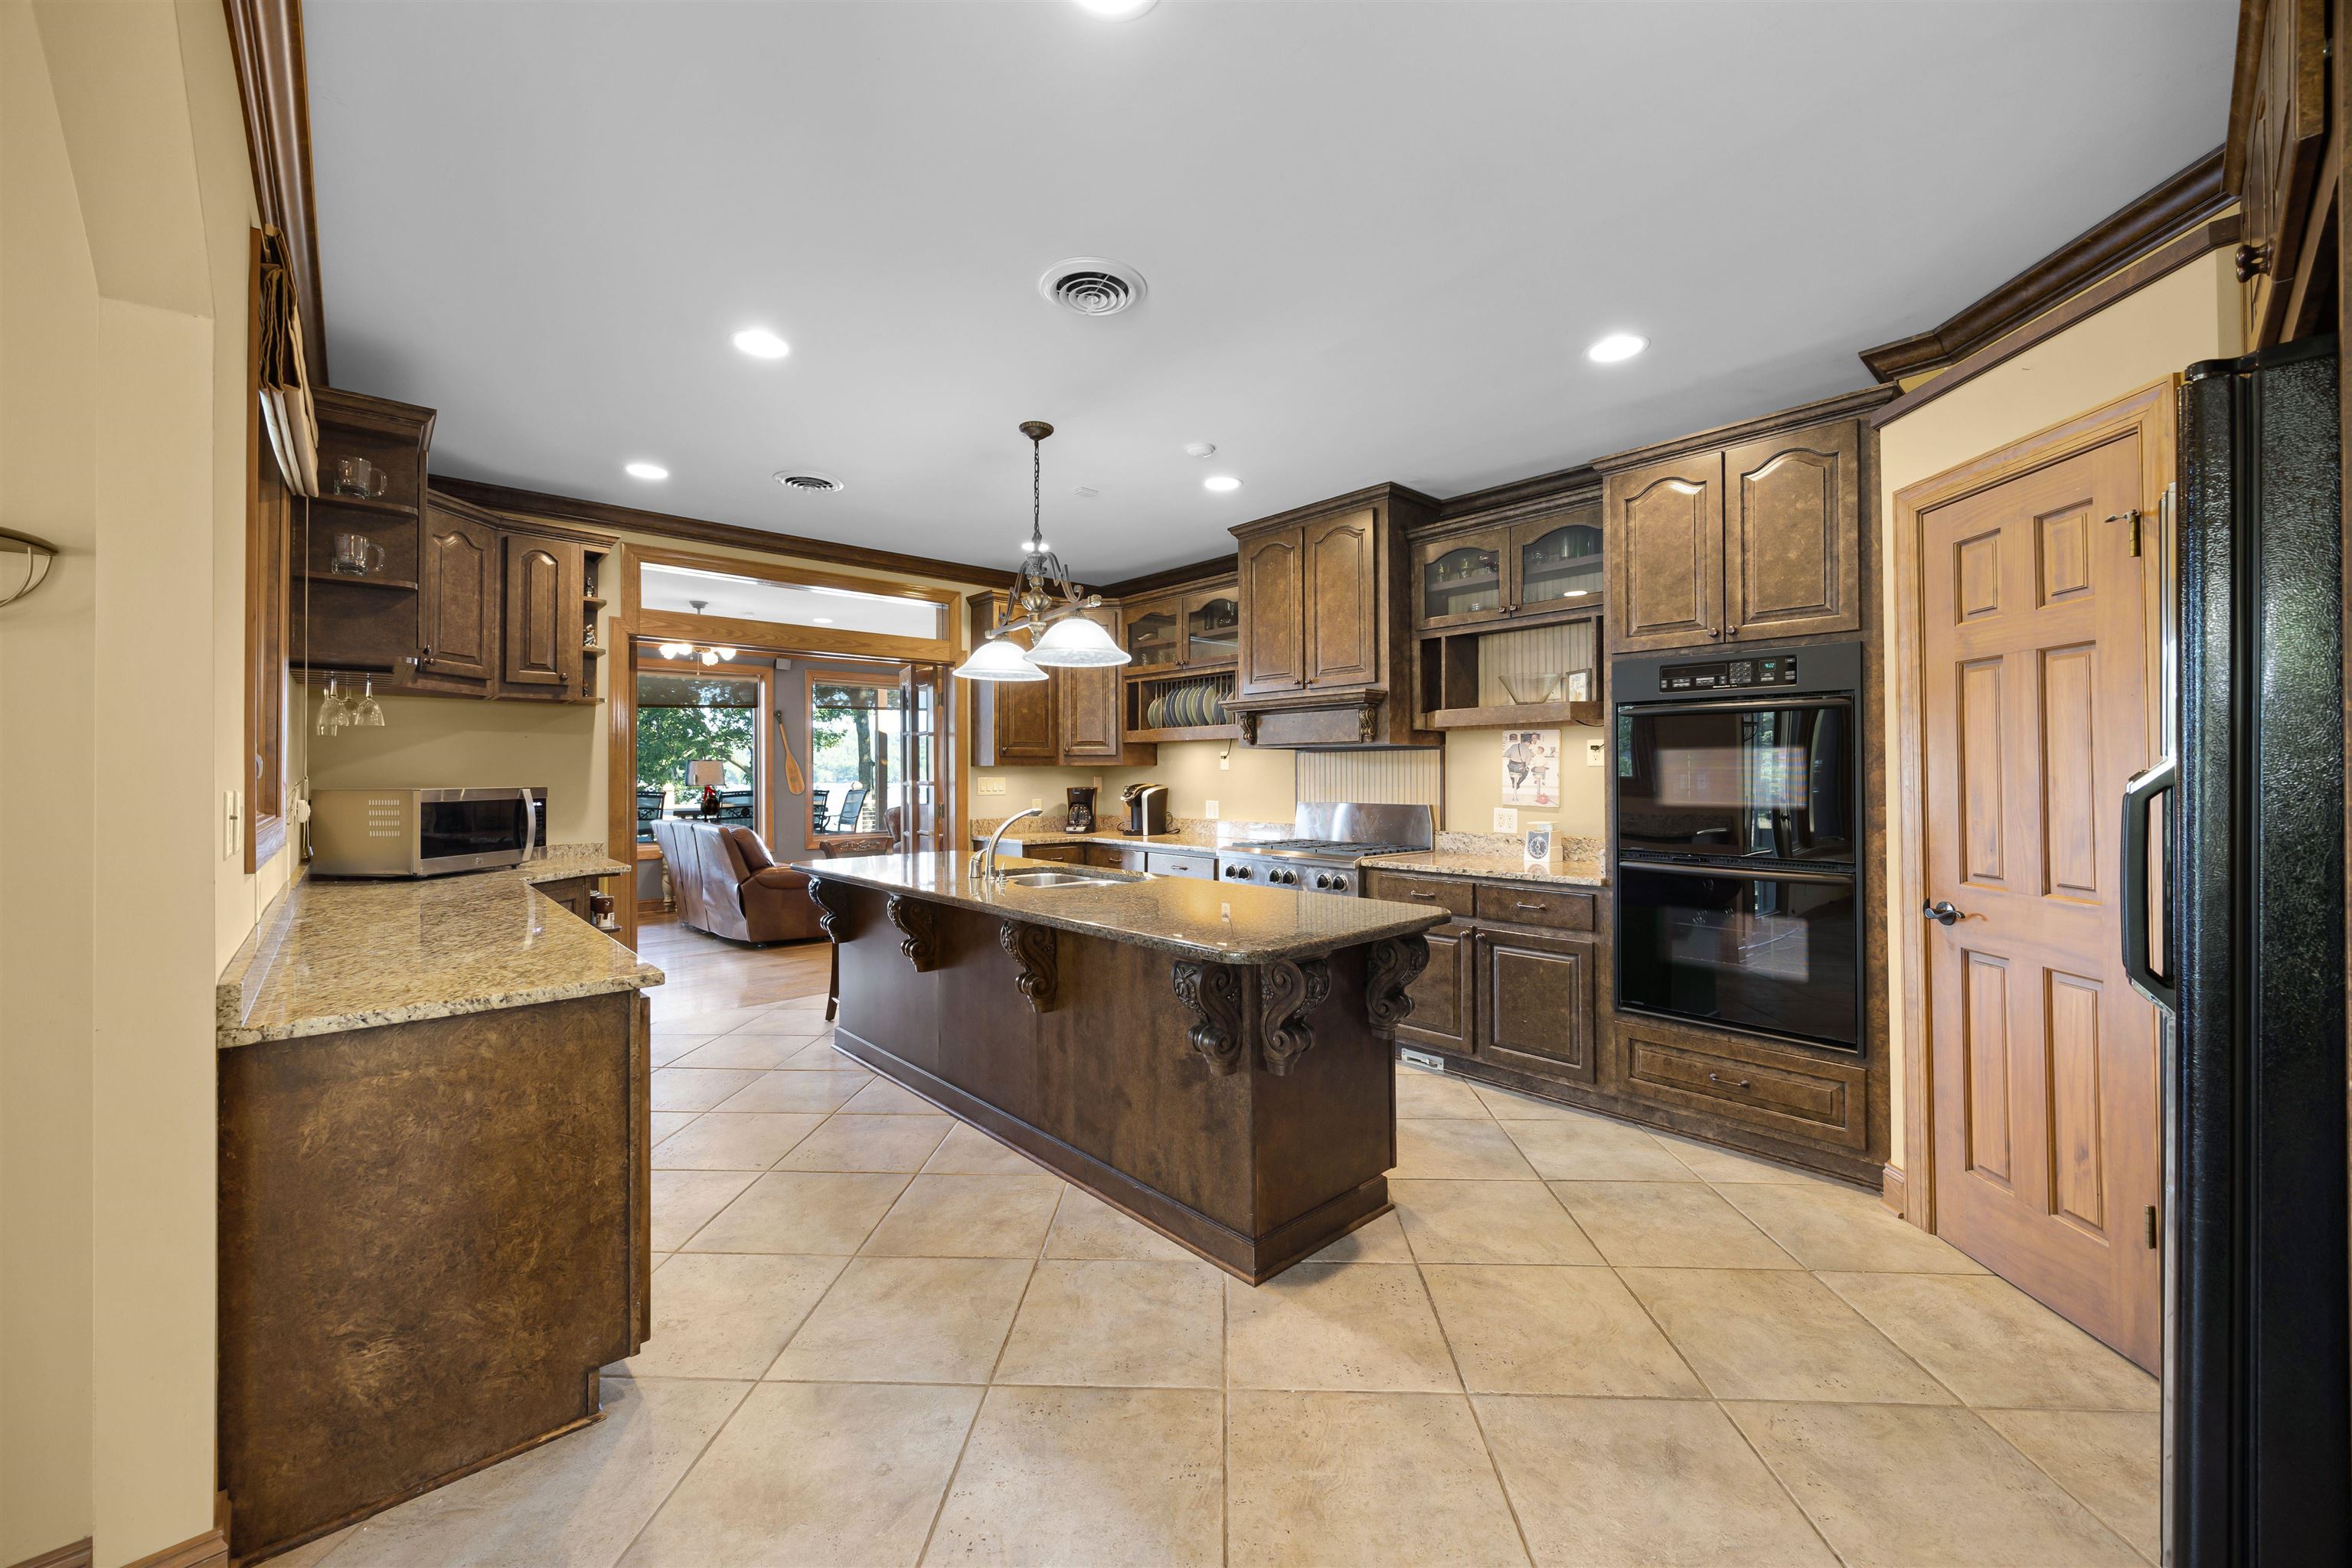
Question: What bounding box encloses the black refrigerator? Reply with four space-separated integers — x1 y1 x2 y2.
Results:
2138 335 2349 1565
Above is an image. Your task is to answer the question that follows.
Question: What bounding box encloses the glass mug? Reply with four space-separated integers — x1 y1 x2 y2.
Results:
331 532 386 577
333 456 389 498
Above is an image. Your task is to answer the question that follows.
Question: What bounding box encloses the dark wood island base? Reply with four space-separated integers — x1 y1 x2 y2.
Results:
814 874 1436 1283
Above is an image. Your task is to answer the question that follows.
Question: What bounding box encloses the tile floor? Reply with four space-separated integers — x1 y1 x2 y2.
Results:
281 956 2161 1568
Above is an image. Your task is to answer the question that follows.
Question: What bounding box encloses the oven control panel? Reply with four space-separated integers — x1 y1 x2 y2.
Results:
1614 639 1860 703
1657 655 1802 691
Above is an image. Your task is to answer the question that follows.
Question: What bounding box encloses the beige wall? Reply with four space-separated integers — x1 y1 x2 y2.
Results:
305 691 609 847
2 2 264 1561
1873 250 2239 1175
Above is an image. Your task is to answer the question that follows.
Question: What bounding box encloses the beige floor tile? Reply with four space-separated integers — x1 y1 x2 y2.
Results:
1043 1187 1197 1262
1550 1181 1798 1269
860 1171 1065 1259
1227 1263 1462 1393
648 1110 699 1145
1472 1083 1586 1119
1717 1181 1987 1272
653 1112 825 1171
650 1067 764 1112
709 1069 870 1114
1227 1390 1528 1568
1619 1267 1953 1404
1981 1409 2161 1563
619 1381 980 1568
617 1253 844 1379
1394 1119 1540 1179
724 1011 835 1037
1305 1208 1415 1263
654 1003 779 1036
837 1076 939 1114
648 1036 712 1068
1476 1394 1838 1568
777 1037 862 1072
264 1527 354 1566
994 1259 1225 1388
327 1377 747 1568
1818 1272 2160 1411
1499 1114 1700 1181
1421 1265 1702 1397
767 1256 1032 1383
682 1170 910 1255
774 1112 952 1173
1651 1133 1831 1184
1392 1178 1601 1265
651 1169 757 1250
1726 1400 2144 1567
663 1034 809 1070
1394 1068 1494 1118
923 1121 1044 1177
927 1385 1224 1566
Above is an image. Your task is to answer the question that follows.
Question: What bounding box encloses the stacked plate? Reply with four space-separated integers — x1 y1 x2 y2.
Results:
1144 681 1232 729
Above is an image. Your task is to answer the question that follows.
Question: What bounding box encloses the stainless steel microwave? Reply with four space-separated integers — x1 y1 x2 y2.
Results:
309 787 543 877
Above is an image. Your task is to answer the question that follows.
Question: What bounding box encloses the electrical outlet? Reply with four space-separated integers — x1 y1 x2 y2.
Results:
1218 749 1230 771
1204 799 1219 819
1031 797 1043 810
1586 738 1606 766
1493 807 1518 833
976 776 1007 797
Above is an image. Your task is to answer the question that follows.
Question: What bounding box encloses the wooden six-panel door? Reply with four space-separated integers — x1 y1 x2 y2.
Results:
1919 429 2161 1369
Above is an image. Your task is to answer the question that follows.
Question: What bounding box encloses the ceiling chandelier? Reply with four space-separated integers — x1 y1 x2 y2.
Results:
657 601 737 666
952 421 1132 681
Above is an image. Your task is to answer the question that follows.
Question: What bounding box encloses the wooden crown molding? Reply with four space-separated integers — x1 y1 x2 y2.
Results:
1857 148 2230 384
429 475 1014 590
222 0 327 384
1591 383 1899 473
1435 463 1602 528
1227 481 1442 541
1096 554 1240 601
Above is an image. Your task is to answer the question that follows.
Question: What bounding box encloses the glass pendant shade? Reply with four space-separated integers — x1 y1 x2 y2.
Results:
953 635 1047 682
1027 612 1132 668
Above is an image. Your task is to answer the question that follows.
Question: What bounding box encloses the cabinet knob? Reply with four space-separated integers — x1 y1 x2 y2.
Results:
2235 241 2273 282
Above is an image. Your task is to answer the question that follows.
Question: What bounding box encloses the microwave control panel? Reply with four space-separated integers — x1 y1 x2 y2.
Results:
1656 655 1802 692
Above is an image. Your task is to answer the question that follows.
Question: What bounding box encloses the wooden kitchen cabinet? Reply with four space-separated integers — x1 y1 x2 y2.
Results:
1236 528 1305 696
1057 604 1155 763
1475 926 1597 1084
1607 451 1724 652
500 532 584 697
1398 923 1475 1057
968 593 1153 766
1303 506 1382 688
1415 525 1511 629
1122 596 1181 669
1181 585 1241 665
413 500 500 694
2228 0 2330 347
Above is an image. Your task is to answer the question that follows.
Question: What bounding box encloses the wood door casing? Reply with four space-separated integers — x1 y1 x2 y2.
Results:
1302 507 1381 688
502 533 580 692
1237 528 1304 695
1608 454 1723 651
1724 420 1862 642
1919 431 2161 1370
418 505 497 690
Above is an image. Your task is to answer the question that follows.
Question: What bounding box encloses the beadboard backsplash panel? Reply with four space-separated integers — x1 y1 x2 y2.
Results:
1295 749 1442 809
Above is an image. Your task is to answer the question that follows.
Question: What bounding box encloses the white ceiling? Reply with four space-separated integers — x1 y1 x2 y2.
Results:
305 1 2234 581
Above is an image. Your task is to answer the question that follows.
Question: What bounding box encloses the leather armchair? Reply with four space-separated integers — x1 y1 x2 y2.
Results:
650 819 824 944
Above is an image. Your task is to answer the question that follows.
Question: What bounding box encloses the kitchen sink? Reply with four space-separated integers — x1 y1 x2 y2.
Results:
998 868 1147 888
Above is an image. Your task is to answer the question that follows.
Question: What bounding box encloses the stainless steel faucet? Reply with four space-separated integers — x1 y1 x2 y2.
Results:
972 805 1045 882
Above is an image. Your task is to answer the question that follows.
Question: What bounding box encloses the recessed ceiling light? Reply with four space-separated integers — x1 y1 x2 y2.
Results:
811 617 834 625
1586 332 1648 364
1184 442 1216 458
624 461 668 481
1073 486 1099 498
1204 475 1241 494
732 327 790 359
1073 0 1156 17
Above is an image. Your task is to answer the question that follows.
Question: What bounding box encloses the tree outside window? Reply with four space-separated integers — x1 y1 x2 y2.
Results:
810 677 903 835
637 671 758 806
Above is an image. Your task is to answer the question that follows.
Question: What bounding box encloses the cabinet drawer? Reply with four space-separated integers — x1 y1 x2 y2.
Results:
1363 870 1474 918
1080 844 1131 870
1473 883 1596 932
1018 844 1085 865
1145 850 1216 880
1620 1026 1867 1150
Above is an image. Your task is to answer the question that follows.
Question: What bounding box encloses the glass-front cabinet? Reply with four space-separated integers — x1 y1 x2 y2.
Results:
1417 528 1508 627
1512 512 1603 609
1123 598 1181 668
1182 588 1240 665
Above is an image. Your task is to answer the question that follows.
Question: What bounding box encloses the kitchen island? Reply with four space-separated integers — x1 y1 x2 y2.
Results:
795 852 1447 1281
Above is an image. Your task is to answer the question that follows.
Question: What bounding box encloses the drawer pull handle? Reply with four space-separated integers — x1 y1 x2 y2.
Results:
1514 901 1547 911
1708 1072 1753 1091
1407 890 1438 900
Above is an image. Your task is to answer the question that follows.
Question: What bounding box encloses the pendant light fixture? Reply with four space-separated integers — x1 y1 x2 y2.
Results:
656 602 739 666
954 421 1132 681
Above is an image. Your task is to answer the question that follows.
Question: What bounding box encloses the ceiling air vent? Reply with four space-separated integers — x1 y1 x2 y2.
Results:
1039 257 1146 317
773 470 845 494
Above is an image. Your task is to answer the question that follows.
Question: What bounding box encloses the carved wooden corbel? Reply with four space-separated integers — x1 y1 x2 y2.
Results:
998 920 1058 1014
1238 710 1260 745
1364 934 1429 1039
1357 697 1382 744
885 893 936 972
806 877 848 944
1171 960 1247 1075
1258 956 1331 1076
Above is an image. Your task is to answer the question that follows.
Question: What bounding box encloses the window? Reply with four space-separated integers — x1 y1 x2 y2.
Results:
808 675 903 840
636 668 764 838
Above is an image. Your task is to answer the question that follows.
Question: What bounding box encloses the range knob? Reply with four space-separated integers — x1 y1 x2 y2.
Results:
1227 864 1251 879
1272 868 1295 886
1312 873 1333 890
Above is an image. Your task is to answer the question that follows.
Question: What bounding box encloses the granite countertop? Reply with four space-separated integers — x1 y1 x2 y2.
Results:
1358 850 1609 888
969 818 1289 854
792 852 1449 965
217 844 663 1048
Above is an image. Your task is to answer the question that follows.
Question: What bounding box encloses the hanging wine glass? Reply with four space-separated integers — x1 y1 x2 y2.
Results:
354 675 385 727
316 675 352 737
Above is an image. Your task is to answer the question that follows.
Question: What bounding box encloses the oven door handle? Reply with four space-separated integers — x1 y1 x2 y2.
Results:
1615 696 1854 717
1615 860 1855 886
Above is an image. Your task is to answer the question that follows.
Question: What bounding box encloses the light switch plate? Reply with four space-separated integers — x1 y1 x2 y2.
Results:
975 776 1007 796
1204 799 1219 818
1031 798 1043 810
1492 806 1518 833
1586 738 1606 766
224 789 241 858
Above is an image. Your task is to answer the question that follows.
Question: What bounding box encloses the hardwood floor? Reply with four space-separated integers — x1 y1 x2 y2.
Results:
636 916 829 1025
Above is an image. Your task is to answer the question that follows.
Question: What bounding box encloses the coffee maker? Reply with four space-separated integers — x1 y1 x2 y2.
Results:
1064 786 1097 832
1120 782 1170 836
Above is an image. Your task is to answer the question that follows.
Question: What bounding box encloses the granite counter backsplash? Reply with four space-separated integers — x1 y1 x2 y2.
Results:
217 844 662 1048
968 814 1292 852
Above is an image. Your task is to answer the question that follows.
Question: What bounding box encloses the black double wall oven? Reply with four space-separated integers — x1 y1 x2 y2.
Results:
1612 640 1863 1052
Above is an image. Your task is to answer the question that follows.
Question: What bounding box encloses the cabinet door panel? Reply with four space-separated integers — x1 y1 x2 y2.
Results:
1509 505 1605 612
2236 0 2328 345
1608 456 1722 652
416 506 497 690
1303 507 1381 688
1396 923 1474 1057
1123 597 1181 670
1475 927 1596 1083
1056 606 1126 760
1180 584 1240 667
1237 528 1304 695
1415 527 1510 629
1723 420 1860 642
501 534 581 692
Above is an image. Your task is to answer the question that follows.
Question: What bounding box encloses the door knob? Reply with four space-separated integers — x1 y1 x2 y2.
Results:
1922 900 1963 926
